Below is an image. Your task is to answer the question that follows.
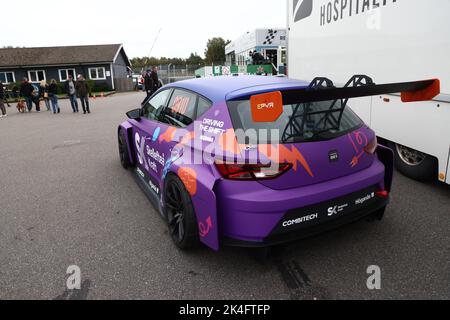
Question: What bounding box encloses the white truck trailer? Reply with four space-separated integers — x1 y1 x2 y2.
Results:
287 0 450 184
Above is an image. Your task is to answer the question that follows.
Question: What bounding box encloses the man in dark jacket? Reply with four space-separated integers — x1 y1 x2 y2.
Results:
75 75 91 114
20 78 34 112
64 75 79 113
150 66 160 94
143 69 153 101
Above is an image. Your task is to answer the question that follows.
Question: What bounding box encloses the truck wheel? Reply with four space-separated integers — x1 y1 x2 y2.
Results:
164 175 200 250
390 143 437 182
118 130 132 169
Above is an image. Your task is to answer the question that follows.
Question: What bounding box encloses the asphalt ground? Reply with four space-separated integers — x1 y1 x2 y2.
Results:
0 92 448 300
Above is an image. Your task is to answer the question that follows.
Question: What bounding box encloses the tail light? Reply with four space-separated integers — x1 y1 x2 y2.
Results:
376 190 389 198
215 161 292 180
364 137 378 155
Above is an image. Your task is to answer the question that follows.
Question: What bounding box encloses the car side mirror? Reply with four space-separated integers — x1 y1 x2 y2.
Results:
126 108 141 120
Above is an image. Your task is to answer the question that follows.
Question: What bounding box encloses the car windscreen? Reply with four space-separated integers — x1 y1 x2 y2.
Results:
227 99 364 144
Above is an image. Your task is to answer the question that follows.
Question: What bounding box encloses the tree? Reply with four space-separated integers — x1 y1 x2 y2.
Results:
204 37 230 65
186 53 204 67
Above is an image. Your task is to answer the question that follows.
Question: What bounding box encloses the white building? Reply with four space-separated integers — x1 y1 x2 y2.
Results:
225 29 287 68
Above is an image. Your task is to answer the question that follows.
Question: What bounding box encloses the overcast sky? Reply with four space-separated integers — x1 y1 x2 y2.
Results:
2 0 286 59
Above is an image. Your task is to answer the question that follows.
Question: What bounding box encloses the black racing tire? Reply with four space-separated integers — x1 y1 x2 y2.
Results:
164 174 200 250
118 129 132 169
389 142 438 182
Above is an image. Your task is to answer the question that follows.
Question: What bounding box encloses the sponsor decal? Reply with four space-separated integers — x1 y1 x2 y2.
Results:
149 179 160 195
136 167 145 178
348 130 369 168
355 192 375 205
162 155 178 180
329 150 339 162
293 0 398 26
178 167 197 196
258 144 314 177
282 213 319 227
293 0 313 22
199 216 213 238
250 91 283 123
318 0 398 27
146 146 165 167
200 118 226 136
135 132 146 166
200 135 214 143
152 127 161 142
327 203 349 217
170 96 190 115
159 127 177 143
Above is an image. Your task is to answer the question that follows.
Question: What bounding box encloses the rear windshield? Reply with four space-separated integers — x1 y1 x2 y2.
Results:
227 99 363 144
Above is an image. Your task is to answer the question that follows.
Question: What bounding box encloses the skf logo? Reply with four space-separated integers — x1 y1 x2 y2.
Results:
293 0 313 22
257 102 275 110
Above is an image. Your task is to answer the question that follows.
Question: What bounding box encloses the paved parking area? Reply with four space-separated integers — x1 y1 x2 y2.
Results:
0 92 448 300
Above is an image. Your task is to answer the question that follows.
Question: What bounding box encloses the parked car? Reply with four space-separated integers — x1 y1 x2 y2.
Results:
132 74 144 91
117 75 439 251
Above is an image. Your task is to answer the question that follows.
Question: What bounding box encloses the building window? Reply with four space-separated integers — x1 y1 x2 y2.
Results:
59 69 76 82
88 67 106 80
0 71 15 84
28 70 46 83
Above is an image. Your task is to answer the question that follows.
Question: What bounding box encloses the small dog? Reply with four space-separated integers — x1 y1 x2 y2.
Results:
16 99 26 113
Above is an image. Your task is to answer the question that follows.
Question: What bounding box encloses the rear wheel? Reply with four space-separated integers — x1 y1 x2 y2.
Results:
390 142 437 182
164 175 200 250
118 129 132 169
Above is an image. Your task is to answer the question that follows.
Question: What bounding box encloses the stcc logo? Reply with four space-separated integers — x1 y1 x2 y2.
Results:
293 0 313 22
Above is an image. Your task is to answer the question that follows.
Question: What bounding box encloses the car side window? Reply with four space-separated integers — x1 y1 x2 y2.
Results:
162 89 197 128
196 97 212 118
142 89 172 121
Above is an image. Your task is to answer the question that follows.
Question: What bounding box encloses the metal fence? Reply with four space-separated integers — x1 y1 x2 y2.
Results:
132 65 198 85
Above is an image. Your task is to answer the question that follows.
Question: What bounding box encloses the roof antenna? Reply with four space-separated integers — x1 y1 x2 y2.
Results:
141 28 162 73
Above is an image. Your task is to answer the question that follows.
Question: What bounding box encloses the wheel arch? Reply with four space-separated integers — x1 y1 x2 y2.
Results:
164 162 220 251
118 122 136 166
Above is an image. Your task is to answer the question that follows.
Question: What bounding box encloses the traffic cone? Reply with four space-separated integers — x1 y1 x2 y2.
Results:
93 93 96 100
101 92 105 98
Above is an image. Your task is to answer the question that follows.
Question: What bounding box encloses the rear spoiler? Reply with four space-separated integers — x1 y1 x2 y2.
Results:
281 75 440 105
247 75 441 139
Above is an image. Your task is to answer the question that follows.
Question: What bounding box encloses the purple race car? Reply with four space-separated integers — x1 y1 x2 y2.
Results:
118 75 439 251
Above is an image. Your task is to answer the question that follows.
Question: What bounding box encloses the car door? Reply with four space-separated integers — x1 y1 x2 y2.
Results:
132 89 173 198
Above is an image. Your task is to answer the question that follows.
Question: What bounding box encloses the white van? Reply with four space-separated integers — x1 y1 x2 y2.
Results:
287 0 450 184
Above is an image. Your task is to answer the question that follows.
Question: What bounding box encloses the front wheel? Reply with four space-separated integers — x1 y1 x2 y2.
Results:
390 143 437 182
164 175 200 250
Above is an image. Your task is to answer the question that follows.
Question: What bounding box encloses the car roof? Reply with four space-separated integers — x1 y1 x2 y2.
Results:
165 75 310 103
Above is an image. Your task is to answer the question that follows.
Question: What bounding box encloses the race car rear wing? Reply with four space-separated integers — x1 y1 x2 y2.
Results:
281 75 440 105
248 75 440 142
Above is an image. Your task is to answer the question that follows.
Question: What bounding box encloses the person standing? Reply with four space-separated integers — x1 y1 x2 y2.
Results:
48 79 60 114
31 84 41 112
75 75 90 114
19 78 34 112
142 69 152 104
64 75 79 113
39 80 50 111
150 66 160 95
0 81 7 118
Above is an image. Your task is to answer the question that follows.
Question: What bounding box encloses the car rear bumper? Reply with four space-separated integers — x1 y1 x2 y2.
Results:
216 158 388 246
222 188 388 248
